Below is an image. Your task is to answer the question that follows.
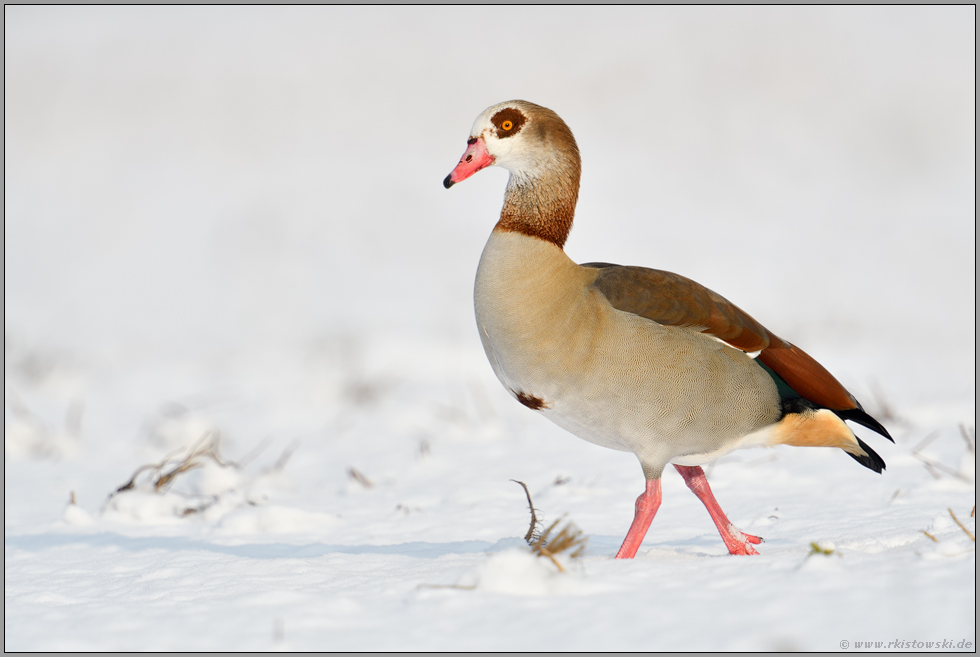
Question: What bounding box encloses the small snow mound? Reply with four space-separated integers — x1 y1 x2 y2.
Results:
183 460 246 497
63 503 95 526
930 513 954 532
920 536 975 560
839 533 920 554
102 490 201 524
461 548 596 596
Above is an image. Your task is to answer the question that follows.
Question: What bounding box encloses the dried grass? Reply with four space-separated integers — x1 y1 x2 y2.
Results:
347 467 374 488
114 431 232 495
948 508 975 542
512 479 587 572
910 427 974 483
511 480 540 543
105 432 295 517
529 517 588 572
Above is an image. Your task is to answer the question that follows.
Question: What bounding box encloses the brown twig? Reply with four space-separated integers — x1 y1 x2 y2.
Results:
948 508 975 542
347 467 374 488
959 423 975 454
911 430 940 454
511 480 539 543
912 453 972 483
111 431 228 497
529 516 588 572
268 440 300 473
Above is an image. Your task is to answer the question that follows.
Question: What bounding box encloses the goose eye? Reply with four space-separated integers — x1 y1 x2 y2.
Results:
490 108 525 138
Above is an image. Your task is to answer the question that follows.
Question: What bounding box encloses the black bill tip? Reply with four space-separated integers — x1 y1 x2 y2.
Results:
443 175 454 189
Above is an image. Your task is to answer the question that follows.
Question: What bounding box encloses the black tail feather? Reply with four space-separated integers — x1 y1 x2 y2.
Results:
834 408 894 443
846 437 886 473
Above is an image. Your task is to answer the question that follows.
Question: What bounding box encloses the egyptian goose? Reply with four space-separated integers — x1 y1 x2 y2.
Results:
444 100 892 558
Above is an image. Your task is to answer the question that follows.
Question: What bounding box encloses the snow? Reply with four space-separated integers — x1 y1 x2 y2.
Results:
5 6 976 652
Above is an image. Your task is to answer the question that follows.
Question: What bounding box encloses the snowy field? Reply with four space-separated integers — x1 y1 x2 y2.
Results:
5 6 976 652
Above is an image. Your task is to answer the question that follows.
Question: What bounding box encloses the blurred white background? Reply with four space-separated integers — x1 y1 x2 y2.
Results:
5 5 974 432
4 8 975 651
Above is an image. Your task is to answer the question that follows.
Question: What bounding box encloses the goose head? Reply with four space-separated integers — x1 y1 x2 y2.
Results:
443 100 580 189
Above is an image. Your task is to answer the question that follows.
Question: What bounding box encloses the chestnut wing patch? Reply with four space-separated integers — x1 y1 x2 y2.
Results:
585 264 772 352
583 262 879 420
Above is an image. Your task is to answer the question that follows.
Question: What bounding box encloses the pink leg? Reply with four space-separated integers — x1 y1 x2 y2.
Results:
615 479 662 559
673 464 762 556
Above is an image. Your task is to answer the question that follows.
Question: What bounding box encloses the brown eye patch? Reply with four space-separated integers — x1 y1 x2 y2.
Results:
491 108 526 138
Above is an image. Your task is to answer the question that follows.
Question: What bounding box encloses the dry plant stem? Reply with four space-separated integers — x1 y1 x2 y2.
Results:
156 459 204 492
909 427 973 483
912 431 940 453
530 516 588 571
104 433 297 518
959 423 976 454
232 437 272 469
511 480 538 543
509 480 587 569
347 467 373 488
533 519 566 572
920 461 943 480
920 531 939 543
910 450 972 483
155 433 225 491
111 431 229 499
948 508 975 542
537 548 565 572
269 440 300 473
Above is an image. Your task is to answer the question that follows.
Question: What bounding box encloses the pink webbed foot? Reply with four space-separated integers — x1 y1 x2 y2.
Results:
673 464 763 556
722 525 762 556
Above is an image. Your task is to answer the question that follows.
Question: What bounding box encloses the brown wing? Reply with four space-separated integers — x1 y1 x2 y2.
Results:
585 263 859 411
586 264 772 352
755 342 858 411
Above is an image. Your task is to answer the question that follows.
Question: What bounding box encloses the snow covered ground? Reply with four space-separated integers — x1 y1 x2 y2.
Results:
5 6 975 651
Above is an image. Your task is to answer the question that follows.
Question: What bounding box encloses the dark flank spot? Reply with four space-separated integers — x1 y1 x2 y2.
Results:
491 108 527 138
443 175 454 189
514 390 548 410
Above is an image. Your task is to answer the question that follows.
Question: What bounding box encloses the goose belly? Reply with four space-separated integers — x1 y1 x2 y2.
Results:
474 232 782 471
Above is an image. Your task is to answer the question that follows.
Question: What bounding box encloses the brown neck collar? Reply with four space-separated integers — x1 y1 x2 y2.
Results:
495 166 580 249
